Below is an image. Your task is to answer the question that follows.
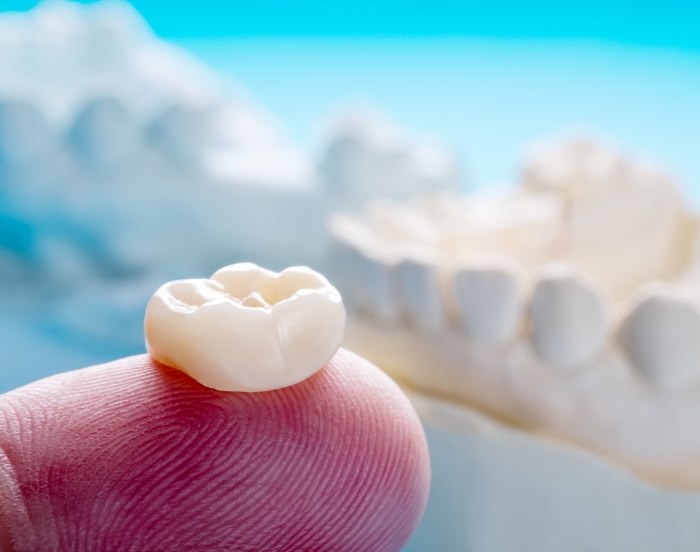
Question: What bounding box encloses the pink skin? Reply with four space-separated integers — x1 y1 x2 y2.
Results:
0 348 430 551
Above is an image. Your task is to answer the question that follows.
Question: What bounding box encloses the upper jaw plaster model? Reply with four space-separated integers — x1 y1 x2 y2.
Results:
0 1 458 283
330 136 700 491
0 1 458 355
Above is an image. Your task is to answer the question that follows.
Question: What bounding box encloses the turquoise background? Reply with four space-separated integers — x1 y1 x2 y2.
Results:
4 0 700 49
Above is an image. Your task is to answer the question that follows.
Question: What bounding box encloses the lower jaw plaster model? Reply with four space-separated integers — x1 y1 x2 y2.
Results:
329 137 700 551
0 263 429 551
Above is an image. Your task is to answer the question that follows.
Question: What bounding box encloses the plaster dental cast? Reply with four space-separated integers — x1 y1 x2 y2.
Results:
0 264 430 551
328 137 700 551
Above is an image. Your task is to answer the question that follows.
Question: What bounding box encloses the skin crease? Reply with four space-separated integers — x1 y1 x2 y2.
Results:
0 348 430 552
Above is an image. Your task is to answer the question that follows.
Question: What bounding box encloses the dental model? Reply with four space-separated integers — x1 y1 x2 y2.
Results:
0 1 458 359
330 136 700 550
0 1 458 281
319 110 460 210
145 263 346 392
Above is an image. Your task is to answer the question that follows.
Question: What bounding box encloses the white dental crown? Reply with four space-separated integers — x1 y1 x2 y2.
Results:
145 263 346 392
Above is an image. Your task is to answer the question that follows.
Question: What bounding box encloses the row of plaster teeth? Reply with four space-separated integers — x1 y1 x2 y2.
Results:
0 94 216 168
619 284 700 390
317 112 461 209
396 252 447 334
529 266 610 369
454 258 524 344
329 226 700 390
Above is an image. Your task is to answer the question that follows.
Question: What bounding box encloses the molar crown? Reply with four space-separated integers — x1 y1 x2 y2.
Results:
619 284 700 390
530 266 609 369
145 263 346 393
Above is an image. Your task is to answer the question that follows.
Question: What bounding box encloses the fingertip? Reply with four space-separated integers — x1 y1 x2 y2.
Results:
1 350 429 551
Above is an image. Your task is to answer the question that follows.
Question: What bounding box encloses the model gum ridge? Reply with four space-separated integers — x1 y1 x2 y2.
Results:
145 263 346 392
330 137 700 489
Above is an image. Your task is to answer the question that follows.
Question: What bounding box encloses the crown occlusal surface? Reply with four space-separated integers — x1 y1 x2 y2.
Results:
144 263 346 392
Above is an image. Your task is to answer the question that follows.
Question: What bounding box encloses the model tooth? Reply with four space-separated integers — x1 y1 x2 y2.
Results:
366 199 440 245
454 258 524 344
396 250 446 333
145 263 346 392
530 267 609 368
359 249 401 324
328 213 373 310
330 210 401 322
332 237 374 313
522 136 624 194
319 111 459 208
619 285 700 390
69 96 139 167
150 101 211 164
0 96 51 165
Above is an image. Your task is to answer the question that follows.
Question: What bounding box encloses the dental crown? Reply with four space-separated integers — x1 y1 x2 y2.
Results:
145 263 346 392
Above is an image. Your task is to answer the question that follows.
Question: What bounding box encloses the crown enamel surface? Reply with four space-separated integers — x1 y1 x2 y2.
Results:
145 263 346 392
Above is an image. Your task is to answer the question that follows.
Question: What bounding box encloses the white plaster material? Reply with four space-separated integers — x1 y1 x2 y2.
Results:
318 111 460 209
0 1 460 306
330 135 700 491
409 191 566 267
327 213 373 310
0 2 462 379
620 284 700 391
523 136 689 298
454 258 524 344
148 100 212 165
396 251 447 334
530 266 609 369
0 96 52 166
358 249 402 325
68 95 139 168
344 315 700 490
404 388 700 552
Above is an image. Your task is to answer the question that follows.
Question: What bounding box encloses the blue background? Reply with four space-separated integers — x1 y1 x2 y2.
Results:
4 0 700 49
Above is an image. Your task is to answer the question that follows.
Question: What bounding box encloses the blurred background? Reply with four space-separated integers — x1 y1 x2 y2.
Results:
1 0 699 392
